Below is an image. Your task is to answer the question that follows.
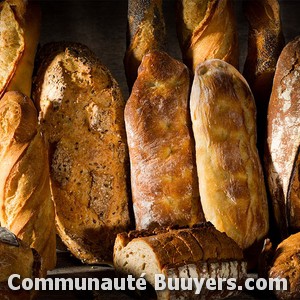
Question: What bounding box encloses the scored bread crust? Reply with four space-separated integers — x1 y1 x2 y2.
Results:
32 42 131 264
265 36 300 237
114 223 246 299
190 59 269 252
125 50 204 231
176 0 238 73
124 0 166 89
0 91 56 274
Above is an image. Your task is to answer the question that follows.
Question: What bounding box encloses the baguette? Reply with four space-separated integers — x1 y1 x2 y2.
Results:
190 59 269 260
114 223 247 300
0 227 41 300
265 36 300 238
124 0 166 89
0 0 40 98
176 0 238 73
243 0 284 155
32 42 131 264
125 50 204 230
0 91 56 275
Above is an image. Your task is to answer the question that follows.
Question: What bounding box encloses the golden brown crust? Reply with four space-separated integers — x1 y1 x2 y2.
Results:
7 1 41 97
33 42 131 264
0 91 56 275
125 50 204 231
176 0 238 73
190 59 269 252
124 0 166 89
265 36 300 238
269 233 300 300
243 0 284 155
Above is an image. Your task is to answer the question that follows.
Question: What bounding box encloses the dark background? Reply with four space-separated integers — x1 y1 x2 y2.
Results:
37 1 300 299
39 0 300 99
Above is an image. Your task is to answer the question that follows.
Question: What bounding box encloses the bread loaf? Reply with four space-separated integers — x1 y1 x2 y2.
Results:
125 50 204 230
114 223 247 300
0 91 56 274
265 36 300 238
190 59 269 257
0 227 41 300
176 0 238 73
0 0 40 98
269 232 300 300
124 0 166 89
32 42 131 264
243 0 284 156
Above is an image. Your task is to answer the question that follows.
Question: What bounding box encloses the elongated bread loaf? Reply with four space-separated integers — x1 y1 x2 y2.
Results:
124 0 166 89
190 59 269 257
125 50 204 230
265 36 300 238
176 0 238 73
33 42 131 264
114 223 246 300
243 0 284 156
0 227 41 300
0 0 40 98
269 232 300 300
0 91 56 275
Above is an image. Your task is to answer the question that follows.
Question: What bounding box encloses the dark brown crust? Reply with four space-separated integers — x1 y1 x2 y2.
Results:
265 36 300 239
124 0 166 89
125 50 204 231
269 233 300 300
243 0 284 156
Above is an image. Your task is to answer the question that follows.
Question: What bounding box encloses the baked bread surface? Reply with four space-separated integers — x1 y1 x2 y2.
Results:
125 50 204 230
190 59 269 251
0 91 56 274
266 36 300 236
33 42 130 264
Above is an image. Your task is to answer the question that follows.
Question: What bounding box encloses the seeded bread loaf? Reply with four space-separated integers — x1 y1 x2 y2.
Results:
176 0 238 73
190 59 269 263
265 36 300 238
124 0 166 89
32 42 131 264
125 50 204 230
0 91 56 275
0 227 41 300
243 0 284 156
114 223 247 300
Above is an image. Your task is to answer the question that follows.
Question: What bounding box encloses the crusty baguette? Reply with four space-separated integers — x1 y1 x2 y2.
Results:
114 223 247 300
243 0 284 156
125 50 204 230
124 0 166 90
265 36 300 238
32 42 131 264
269 232 300 300
0 0 40 98
176 0 238 73
190 59 269 257
0 227 41 300
0 91 56 275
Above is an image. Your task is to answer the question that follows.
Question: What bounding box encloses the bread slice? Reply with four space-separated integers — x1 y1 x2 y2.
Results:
32 42 131 264
114 223 246 299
